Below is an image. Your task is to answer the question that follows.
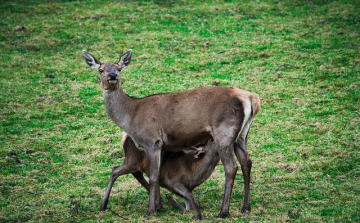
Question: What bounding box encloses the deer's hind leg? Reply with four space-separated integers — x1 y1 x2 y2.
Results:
171 183 202 220
215 140 238 218
100 164 137 211
166 194 192 211
234 139 252 213
234 117 254 213
212 128 239 218
166 194 186 211
132 172 150 192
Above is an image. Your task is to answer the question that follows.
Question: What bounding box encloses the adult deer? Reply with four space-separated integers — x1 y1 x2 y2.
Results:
82 49 260 218
101 110 258 220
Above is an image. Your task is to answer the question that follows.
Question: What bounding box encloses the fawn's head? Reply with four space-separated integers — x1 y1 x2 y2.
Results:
82 50 132 91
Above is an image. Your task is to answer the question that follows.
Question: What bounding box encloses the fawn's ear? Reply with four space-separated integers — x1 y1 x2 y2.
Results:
82 50 101 69
118 50 132 68
182 147 205 159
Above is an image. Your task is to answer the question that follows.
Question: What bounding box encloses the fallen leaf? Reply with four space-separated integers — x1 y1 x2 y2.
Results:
45 74 55 78
202 41 211 47
349 83 358 88
139 54 148 59
25 149 34 154
14 26 25 31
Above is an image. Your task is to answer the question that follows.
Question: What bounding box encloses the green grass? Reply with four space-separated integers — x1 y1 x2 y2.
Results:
1 0 359 222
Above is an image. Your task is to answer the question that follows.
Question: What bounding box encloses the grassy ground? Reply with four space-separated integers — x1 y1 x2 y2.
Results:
1 0 359 222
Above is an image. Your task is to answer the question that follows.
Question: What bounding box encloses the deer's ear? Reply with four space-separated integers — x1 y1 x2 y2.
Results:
118 50 132 68
82 50 101 69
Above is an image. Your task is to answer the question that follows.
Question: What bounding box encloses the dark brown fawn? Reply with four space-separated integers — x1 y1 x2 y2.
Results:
82 49 260 218
101 135 216 220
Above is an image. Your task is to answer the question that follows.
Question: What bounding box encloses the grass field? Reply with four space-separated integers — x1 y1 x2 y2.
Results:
1 0 359 222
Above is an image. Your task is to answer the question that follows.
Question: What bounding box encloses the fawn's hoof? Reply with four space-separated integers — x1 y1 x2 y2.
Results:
143 214 150 218
241 205 251 213
195 214 203 220
217 210 230 218
155 201 163 212
143 210 155 218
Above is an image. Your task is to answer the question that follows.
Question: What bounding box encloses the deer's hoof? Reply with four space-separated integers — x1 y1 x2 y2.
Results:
241 205 251 213
196 214 203 220
155 201 163 212
217 210 230 218
143 210 155 218
100 204 107 211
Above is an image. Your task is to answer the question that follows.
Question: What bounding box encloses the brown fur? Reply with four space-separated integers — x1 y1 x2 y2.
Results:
82 50 261 219
101 136 218 220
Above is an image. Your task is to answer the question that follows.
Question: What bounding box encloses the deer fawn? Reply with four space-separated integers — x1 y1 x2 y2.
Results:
101 135 216 220
82 49 260 218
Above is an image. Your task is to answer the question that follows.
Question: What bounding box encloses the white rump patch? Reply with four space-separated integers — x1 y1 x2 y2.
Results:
238 98 252 140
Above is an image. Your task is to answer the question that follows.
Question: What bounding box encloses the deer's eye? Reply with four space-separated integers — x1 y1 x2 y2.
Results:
99 69 104 73
118 68 122 72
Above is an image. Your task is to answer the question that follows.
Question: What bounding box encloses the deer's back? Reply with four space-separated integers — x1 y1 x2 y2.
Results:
129 86 255 151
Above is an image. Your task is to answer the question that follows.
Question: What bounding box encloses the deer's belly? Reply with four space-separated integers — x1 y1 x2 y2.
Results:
162 131 212 152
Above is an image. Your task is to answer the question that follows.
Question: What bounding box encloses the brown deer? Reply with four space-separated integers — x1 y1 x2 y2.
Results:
101 135 216 220
82 49 260 218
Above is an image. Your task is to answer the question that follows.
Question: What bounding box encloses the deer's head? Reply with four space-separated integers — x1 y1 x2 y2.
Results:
82 50 132 91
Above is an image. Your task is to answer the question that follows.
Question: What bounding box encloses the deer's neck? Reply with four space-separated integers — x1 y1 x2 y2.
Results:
103 86 134 131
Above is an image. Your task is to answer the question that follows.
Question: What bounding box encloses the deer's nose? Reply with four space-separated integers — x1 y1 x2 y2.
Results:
109 73 118 80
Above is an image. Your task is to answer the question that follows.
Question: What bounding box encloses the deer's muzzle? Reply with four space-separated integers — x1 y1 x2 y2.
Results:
108 73 118 83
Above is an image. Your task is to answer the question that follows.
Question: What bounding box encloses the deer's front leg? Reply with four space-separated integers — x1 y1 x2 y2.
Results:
144 144 162 218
